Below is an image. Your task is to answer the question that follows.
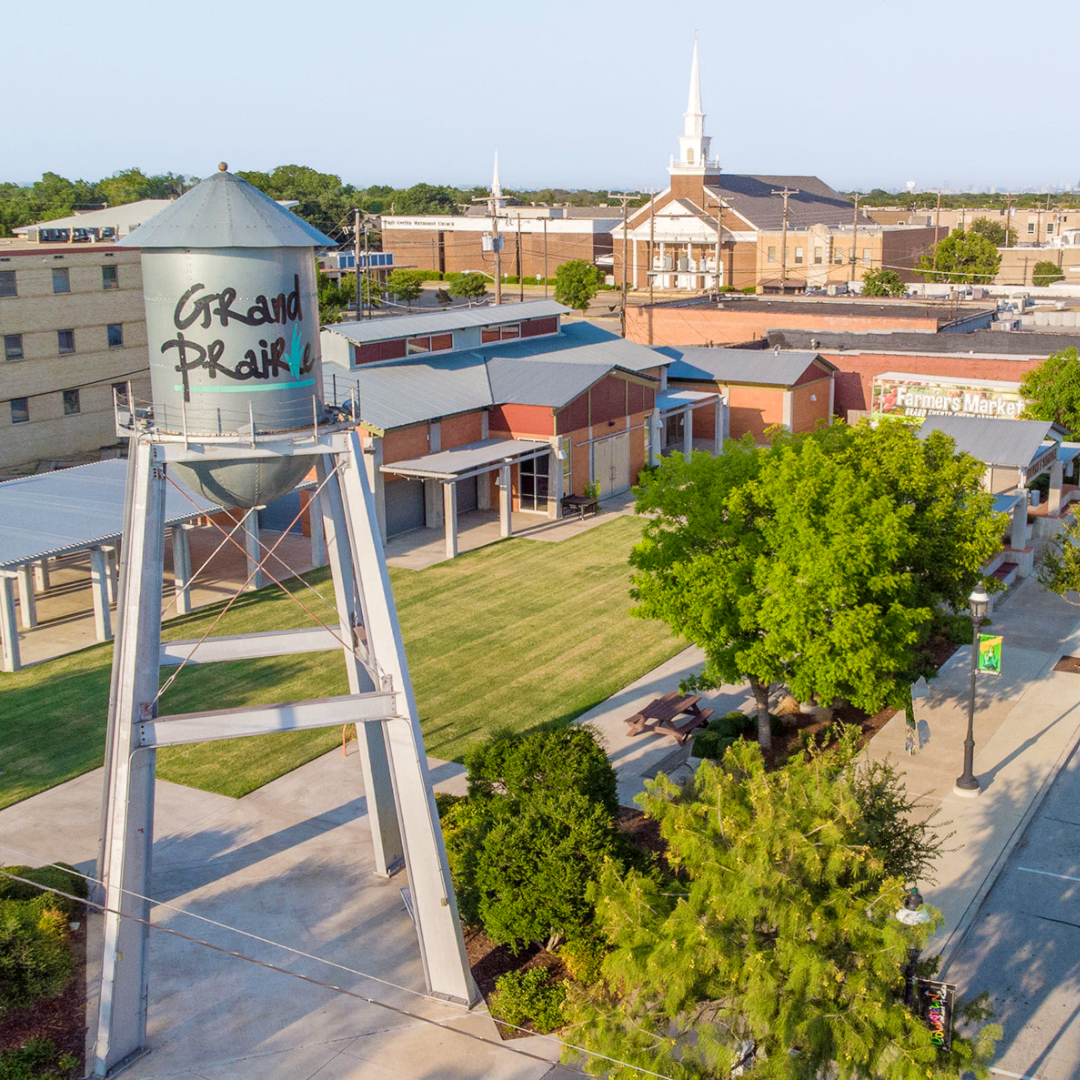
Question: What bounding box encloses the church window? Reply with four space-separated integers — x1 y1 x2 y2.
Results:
686 148 694 165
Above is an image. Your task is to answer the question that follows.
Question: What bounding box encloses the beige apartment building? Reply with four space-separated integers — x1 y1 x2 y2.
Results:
0 242 150 472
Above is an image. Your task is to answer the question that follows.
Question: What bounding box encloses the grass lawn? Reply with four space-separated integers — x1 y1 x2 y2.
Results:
0 516 682 809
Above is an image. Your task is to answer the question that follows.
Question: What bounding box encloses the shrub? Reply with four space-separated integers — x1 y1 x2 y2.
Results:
0 865 87 919
433 792 463 819
1032 260 1065 288
0 1039 78 1080
491 967 568 1033
0 902 74 1014
559 934 608 984
690 711 761 760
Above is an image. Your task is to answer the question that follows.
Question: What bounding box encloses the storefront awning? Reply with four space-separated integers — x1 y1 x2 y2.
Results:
380 438 551 482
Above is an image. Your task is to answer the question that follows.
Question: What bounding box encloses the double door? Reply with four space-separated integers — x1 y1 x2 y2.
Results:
594 433 630 500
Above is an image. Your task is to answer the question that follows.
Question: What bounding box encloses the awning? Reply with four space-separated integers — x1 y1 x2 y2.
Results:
656 388 720 414
380 438 551 482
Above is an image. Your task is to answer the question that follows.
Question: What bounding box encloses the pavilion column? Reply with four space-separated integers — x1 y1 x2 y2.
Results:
102 544 119 605
443 481 458 560
548 449 562 520
243 511 262 590
89 546 113 642
1049 459 1065 516
16 564 37 629
307 491 326 566
650 408 661 465
714 400 724 454
499 465 512 538
0 575 20 672
33 560 49 593
683 406 693 456
1010 490 1029 548
172 525 193 615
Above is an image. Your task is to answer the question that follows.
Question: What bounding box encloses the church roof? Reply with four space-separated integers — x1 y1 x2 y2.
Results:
708 175 873 231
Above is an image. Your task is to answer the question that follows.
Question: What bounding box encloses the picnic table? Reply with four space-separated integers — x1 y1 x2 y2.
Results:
561 494 599 522
623 690 714 746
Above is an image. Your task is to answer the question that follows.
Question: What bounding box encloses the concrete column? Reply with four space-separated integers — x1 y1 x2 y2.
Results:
714 400 724 454
683 406 693 456
424 478 444 530
443 482 458 560
242 512 262 590
0 575 20 673
307 491 326 566
828 374 835 422
477 469 492 511
89 546 112 641
102 544 119 605
549 447 563 520
1010 491 1029 548
364 436 388 543
33 560 49 593
782 390 794 432
1049 459 1065 516
650 408 661 465
499 465 512 537
172 525 193 615
16 564 37 629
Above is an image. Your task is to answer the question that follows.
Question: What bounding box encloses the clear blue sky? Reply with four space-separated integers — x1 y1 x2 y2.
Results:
8 0 1076 194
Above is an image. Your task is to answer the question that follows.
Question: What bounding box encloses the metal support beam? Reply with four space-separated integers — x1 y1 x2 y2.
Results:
160 626 340 666
92 438 165 1078
89 547 112 641
443 481 458 560
499 465 512 538
0 575 19 672
142 691 400 747
16 564 37 629
242 512 262 590
171 525 192 615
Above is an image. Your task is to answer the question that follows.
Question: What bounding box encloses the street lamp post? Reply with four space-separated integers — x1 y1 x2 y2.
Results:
954 585 990 797
895 886 932 1006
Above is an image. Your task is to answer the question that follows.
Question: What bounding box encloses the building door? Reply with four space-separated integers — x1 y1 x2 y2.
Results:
384 478 425 536
594 434 630 499
518 454 549 512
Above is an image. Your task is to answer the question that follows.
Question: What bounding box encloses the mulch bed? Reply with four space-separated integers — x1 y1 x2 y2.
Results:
1054 655 1080 674
0 919 86 1069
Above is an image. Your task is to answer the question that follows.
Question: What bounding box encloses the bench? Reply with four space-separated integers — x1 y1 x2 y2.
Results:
561 494 600 522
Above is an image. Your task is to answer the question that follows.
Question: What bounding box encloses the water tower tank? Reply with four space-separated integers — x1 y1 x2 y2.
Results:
118 165 335 508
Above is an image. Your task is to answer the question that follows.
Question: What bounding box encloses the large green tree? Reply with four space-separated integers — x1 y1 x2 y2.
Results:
386 269 424 310
630 424 1003 749
860 268 906 297
969 216 1016 248
1020 346 1080 433
1032 259 1065 287
565 735 1001 1080
553 259 600 312
449 273 488 306
918 229 1001 284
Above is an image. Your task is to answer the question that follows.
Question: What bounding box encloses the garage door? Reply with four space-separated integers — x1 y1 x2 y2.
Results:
594 434 630 500
457 476 478 513
384 478 425 536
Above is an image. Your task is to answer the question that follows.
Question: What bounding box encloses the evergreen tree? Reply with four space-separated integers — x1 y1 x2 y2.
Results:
554 259 601 312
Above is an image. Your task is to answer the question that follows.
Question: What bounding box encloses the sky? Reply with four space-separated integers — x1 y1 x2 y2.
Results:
6 0 1077 195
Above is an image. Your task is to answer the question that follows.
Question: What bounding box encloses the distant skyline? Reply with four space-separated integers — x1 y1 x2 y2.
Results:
7 0 1077 195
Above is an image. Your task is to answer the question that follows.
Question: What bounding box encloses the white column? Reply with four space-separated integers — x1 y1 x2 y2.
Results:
828 374 835 422
0 576 19 672
1049 459 1065 516
1010 491 1029 548
33 560 49 593
16 564 37 629
243 512 262 590
683 406 693 455
499 465 512 537
714 400 724 454
364 436 387 543
782 390 794 432
89 546 112 641
650 408 661 465
549 448 563 520
102 544 119 605
443 482 458 559
307 491 325 566
172 525 192 615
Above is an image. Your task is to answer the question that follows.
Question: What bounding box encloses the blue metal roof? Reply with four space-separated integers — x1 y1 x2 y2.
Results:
918 415 1058 468
663 347 829 387
117 169 333 249
327 300 569 343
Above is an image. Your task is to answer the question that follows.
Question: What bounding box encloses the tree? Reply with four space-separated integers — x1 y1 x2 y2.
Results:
441 727 625 952
630 424 1003 750
566 734 1001 1080
1020 346 1080 433
1037 517 1080 602
386 269 424 310
970 216 1016 248
859 268 906 297
1032 259 1065 287
918 229 1001 284
553 259 600 312
448 273 487 306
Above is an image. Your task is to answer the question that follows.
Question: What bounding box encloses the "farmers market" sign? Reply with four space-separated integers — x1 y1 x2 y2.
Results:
872 374 1025 421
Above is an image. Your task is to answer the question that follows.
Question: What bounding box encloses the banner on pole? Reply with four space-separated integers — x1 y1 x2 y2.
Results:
915 979 955 1051
977 634 1003 676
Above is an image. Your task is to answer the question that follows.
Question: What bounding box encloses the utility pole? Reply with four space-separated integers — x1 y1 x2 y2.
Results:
353 209 363 319
849 192 861 283
932 189 943 272
648 195 656 307
609 192 634 337
363 220 372 318
516 223 524 302
1004 193 1013 249
472 183 503 305
772 187 797 293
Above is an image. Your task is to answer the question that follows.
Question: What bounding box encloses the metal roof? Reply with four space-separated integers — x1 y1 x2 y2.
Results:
662 347 829 386
381 438 550 480
14 199 175 235
918 415 1059 468
117 169 333 249
475 321 662 373
325 300 569 344
706 175 869 232
487 358 615 407
656 388 720 412
0 460 220 570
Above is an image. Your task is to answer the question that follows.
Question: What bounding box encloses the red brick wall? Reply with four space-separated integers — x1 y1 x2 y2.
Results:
489 403 555 438
382 424 431 465
356 339 407 364
791 380 830 432
521 316 559 337
440 411 484 448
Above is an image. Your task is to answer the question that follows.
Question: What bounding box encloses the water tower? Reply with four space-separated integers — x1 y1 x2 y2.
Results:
91 167 475 1078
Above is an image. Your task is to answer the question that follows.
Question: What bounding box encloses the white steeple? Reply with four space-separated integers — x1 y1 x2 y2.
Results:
671 37 716 175
491 152 504 206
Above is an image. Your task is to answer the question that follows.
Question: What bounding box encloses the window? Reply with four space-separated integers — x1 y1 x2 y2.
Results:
794 246 804 265
4 334 22 361
63 389 80 415
767 246 776 264
1047 223 1055 235
518 454 549 512
686 148 694 165
102 265 119 290
862 248 871 264
560 436 571 488
814 248 823 264
52 267 70 294
405 332 452 354
0 270 15 297
481 324 521 343
1028 222 1036 234
107 323 123 347
10 398 28 424
834 247 844 264
58 329 75 354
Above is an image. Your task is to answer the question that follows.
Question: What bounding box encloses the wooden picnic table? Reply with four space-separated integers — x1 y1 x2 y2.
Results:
624 690 714 746
561 494 600 522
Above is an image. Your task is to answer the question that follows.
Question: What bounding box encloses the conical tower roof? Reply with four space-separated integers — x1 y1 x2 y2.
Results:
117 164 334 249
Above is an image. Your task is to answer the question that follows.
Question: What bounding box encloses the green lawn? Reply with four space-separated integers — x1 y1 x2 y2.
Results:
0 516 682 809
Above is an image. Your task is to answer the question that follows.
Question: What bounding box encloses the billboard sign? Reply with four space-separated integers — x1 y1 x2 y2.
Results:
872 374 1024 421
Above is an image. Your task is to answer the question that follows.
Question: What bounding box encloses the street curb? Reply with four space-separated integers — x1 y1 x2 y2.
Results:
937 695 1080 979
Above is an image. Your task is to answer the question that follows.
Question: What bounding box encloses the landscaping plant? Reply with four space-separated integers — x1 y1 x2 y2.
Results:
491 967 568 1034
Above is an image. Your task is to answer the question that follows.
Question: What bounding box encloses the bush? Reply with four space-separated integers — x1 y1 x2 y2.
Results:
433 792 463 819
491 967 568 1033
690 711 761 760
407 270 444 282
0 1039 78 1080
0 865 87 919
0 902 74 1014
1032 260 1065 288
559 934 608 984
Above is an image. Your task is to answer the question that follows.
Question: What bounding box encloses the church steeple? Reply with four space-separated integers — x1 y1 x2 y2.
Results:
670 37 718 177
491 151 503 205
